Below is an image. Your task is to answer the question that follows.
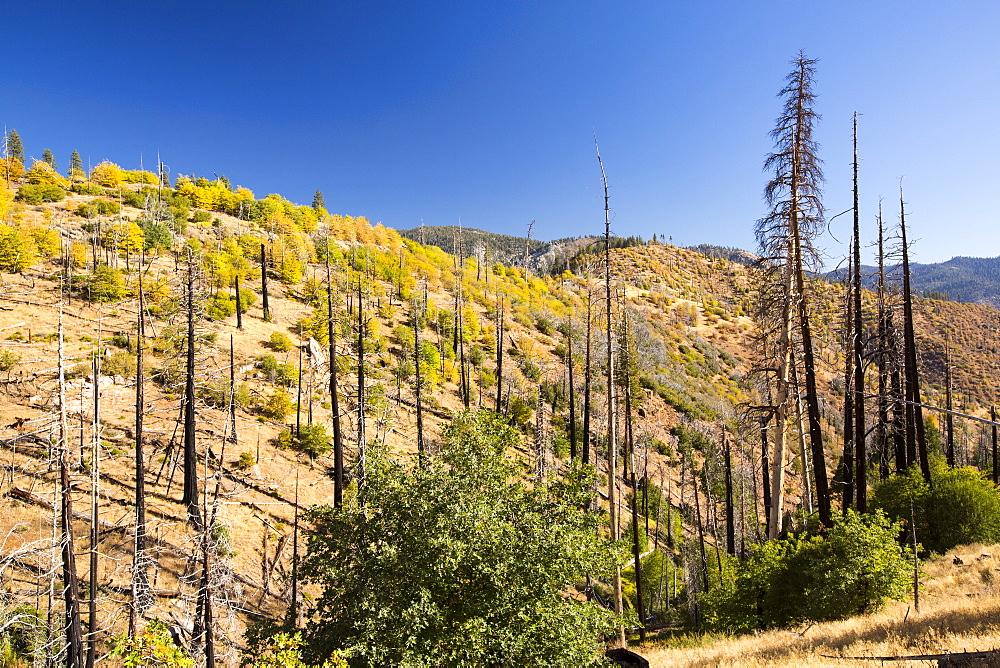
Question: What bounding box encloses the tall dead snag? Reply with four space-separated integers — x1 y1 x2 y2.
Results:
326 258 344 506
991 405 998 484
899 189 931 482
413 288 426 467
723 428 735 556
755 53 830 534
851 113 867 512
58 298 84 667
131 268 151 634
182 258 201 527
582 284 593 466
355 268 367 488
595 135 624 645
841 258 855 512
944 332 955 466
566 315 578 460
495 295 504 413
621 310 646 642
260 243 271 322
234 275 243 330
874 204 894 478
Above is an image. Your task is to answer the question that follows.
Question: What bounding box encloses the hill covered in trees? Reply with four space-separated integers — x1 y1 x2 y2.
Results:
0 121 999 666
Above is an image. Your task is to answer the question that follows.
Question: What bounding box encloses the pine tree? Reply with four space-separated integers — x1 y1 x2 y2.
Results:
69 150 85 182
42 148 56 169
313 189 326 211
5 129 23 166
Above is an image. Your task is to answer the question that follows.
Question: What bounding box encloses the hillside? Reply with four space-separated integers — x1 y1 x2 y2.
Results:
0 168 998 664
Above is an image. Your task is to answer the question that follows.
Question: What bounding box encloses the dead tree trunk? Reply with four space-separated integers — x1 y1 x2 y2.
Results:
182 259 201 527
851 114 867 511
326 259 344 506
900 189 931 482
596 135 624 645
131 271 150 634
260 244 271 322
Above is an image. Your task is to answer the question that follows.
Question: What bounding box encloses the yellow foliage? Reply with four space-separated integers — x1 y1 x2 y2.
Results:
103 220 144 256
90 160 124 187
69 241 88 268
31 226 61 257
0 177 12 221
0 158 25 181
0 224 37 272
25 160 69 188
122 169 158 184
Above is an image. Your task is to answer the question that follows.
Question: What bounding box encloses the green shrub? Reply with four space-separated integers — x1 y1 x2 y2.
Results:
0 350 21 373
702 510 910 632
87 265 128 303
70 183 104 196
16 183 65 204
871 460 1000 554
190 210 211 223
237 452 255 471
269 331 293 352
102 351 138 378
75 198 120 217
205 292 236 321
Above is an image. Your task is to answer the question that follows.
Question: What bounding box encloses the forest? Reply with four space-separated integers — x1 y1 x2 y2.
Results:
1 54 1000 668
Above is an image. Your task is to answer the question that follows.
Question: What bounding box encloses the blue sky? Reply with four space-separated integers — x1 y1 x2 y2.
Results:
2 2 998 265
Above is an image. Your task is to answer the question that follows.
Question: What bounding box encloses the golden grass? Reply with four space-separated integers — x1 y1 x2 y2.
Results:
641 545 1000 667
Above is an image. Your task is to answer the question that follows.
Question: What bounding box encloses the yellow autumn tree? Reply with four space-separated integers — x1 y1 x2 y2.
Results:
0 224 37 273
103 220 145 262
25 160 69 188
90 160 124 187
1 158 25 182
0 178 13 222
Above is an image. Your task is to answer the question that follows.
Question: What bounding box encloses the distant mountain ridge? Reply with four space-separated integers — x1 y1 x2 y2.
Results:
828 255 1000 306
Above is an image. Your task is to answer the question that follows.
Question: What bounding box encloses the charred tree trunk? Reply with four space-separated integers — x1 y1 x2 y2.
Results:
596 137 624 645
131 271 150 634
945 333 955 467
182 259 201 527
260 244 270 322
326 260 344 506
356 272 366 488
58 302 84 667
724 428 735 556
234 275 243 330
583 289 592 466
567 318 577 460
842 264 855 512
900 190 931 482
495 296 504 414
852 115 867 511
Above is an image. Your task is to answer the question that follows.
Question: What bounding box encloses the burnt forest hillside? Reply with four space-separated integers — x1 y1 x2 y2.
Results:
0 157 997 664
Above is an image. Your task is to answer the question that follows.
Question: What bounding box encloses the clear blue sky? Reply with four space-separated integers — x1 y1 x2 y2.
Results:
3 2 998 265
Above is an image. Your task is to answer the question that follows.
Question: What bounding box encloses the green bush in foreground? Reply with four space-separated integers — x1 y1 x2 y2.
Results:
702 510 910 632
298 410 622 666
871 459 1000 554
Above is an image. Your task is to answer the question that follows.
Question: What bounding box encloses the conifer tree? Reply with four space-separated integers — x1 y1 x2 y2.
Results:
313 189 326 211
5 129 23 166
42 148 56 169
69 150 85 182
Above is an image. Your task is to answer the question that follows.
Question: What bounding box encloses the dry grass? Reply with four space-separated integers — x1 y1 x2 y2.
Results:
641 545 1000 667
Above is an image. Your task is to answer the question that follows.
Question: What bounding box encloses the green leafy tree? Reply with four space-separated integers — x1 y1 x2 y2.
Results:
301 410 621 666
312 189 326 211
41 149 55 169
